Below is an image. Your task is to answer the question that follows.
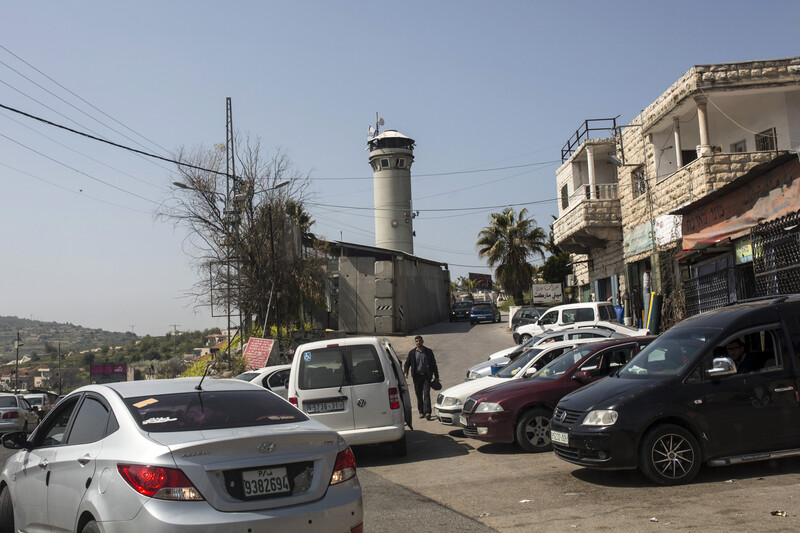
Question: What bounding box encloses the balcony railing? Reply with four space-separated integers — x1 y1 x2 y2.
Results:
561 117 619 163
566 183 619 210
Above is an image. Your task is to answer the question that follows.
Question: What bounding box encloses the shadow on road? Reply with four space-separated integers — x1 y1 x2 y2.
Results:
354 428 473 467
568 456 800 487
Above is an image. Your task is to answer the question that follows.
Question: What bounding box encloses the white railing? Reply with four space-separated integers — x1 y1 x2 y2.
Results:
567 183 619 207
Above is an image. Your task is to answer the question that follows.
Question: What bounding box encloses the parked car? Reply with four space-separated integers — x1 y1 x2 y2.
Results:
23 393 51 418
461 337 654 452
235 364 292 399
550 295 800 485
470 302 501 324
0 378 363 532
0 394 40 435
435 339 600 426
510 307 542 330
514 302 648 344
288 336 412 456
450 300 474 322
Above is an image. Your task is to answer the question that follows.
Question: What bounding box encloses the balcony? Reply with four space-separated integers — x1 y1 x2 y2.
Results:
553 184 622 254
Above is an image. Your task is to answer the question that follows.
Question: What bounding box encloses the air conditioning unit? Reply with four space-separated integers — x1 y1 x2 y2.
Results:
566 274 576 286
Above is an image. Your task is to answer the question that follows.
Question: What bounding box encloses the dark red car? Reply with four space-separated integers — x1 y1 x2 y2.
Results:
461 337 655 452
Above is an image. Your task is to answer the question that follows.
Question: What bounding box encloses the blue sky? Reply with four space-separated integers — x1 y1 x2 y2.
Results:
1 1 798 336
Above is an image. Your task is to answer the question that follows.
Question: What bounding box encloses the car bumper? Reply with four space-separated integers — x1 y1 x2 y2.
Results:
98 479 363 533
434 406 462 426
460 412 515 444
550 422 639 470
471 315 495 322
339 424 404 446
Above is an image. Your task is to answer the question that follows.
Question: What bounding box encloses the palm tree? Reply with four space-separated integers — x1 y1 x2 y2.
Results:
476 207 548 304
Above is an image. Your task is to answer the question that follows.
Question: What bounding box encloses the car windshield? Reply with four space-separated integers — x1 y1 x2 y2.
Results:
0 396 17 408
26 397 44 406
234 372 260 381
496 347 543 378
454 301 472 309
619 327 721 379
534 346 596 381
123 390 308 432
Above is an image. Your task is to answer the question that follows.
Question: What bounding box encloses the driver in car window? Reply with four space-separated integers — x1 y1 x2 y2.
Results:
725 338 757 373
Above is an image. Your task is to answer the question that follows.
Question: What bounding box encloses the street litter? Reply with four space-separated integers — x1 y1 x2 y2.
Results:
771 510 787 517
519 499 532 503
650 517 658 522
479 512 490 518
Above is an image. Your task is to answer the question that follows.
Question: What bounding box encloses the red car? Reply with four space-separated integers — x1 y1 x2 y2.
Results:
461 337 655 452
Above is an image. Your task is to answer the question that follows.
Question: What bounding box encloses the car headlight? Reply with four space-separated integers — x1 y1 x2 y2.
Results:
582 410 618 426
474 402 504 413
440 397 463 407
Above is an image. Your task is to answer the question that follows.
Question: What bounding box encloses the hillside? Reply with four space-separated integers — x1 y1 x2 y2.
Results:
0 316 136 361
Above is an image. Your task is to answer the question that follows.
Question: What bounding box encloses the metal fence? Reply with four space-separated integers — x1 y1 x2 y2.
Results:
683 268 733 317
752 209 800 296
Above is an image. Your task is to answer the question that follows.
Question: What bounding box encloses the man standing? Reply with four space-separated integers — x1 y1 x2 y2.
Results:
404 336 439 420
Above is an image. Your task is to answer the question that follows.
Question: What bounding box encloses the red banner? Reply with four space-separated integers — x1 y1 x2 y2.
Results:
243 338 275 370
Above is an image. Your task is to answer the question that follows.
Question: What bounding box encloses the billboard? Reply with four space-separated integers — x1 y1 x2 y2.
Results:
468 273 493 290
532 283 563 304
243 338 276 370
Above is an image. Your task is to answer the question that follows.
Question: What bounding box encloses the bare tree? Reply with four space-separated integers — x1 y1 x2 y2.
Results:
158 135 326 348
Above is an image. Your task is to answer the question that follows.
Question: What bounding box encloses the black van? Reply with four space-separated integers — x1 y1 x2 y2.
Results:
550 295 800 485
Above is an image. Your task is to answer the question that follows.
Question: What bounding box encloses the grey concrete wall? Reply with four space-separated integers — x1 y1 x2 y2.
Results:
394 259 450 333
338 256 377 334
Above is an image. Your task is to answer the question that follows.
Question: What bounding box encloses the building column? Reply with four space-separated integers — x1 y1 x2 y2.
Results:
673 117 683 167
694 95 712 157
586 145 597 199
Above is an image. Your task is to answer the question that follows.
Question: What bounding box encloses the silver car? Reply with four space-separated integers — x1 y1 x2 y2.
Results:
0 378 363 532
0 393 40 435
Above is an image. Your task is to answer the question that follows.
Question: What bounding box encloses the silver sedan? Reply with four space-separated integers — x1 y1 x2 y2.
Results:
0 378 363 532
0 393 40 435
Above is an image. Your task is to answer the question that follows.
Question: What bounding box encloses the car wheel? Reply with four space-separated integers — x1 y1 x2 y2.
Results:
519 334 532 344
390 434 407 457
514 408 552 452
0 485 14 533
82 520 101 533
639 424 701 485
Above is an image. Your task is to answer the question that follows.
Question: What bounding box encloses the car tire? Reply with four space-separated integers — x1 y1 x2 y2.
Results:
82 520 101 533
639 424 701 485
514 408 553 452
519 334 532 344
0 485 14 533
390 433 407 457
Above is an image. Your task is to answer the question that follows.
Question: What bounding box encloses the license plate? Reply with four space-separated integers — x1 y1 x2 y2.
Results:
551 430 569 446
241 467 290 497
459 415 467 426
306 400 344 414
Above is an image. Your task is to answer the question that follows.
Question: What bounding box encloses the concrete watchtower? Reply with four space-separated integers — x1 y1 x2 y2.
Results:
367 118 416 254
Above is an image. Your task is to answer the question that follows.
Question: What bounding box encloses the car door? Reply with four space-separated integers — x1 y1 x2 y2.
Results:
295 345 356 432
11 395 80 532
685 326 800 456
348 343 392 431
48 394 117 532
384 341 413 429
17 396 39 429
265 368 291 399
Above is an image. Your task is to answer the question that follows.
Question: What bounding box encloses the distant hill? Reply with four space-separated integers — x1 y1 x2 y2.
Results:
0 316 136 361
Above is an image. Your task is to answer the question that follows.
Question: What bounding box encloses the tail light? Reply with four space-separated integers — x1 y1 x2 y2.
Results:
117 464 204 501
388 387 400 410
329 447 356 485
2 412 19 419
289 397 298 406
351 524 364 533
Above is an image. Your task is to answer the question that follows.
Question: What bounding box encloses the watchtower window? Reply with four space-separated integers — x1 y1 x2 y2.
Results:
396 158 406 168
380 159 390 169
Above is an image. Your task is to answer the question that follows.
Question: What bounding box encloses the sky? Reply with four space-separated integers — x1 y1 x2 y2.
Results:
1 1 798 336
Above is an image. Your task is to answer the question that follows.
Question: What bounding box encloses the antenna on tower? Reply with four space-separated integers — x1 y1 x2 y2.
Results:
375 112 384 135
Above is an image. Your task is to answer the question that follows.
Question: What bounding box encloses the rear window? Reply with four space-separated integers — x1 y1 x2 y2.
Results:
298 344 385 390
123 390 307 432
472 303 492 310
234 372 260 381
454 301 473 309
0 396 17 408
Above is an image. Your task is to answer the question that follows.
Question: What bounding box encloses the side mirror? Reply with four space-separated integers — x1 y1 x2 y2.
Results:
709 357 737 378
572 370 592 382
2 431 31 451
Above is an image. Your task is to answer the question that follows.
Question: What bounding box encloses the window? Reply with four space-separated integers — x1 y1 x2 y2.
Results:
730 140 746 153
267 369 290 390
299 345 385 389
631 166 646 198
396 158 406 168
539 310 558 325
67 397 115 445
38 397 80 447
598 305 613 321
380 158 390 169
755 128 776 151
561 184 569 209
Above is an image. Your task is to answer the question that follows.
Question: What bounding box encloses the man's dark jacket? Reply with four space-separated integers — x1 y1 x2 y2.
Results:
405 346 439 381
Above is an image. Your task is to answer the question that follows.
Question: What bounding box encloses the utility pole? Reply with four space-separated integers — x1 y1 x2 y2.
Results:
14 331 23 392
57 342 62 395
170 324 180 357
224 97 241 368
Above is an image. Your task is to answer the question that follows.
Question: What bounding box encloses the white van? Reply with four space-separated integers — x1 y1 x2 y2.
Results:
288 336 413 456
513 302 646 344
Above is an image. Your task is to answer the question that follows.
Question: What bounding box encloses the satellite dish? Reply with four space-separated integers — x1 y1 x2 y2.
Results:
378 117 384 127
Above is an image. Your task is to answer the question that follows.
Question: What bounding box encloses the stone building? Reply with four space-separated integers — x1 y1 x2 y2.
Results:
554 57 800 330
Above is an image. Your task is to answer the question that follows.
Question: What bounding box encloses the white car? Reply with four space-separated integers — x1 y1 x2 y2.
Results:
436 339 600 426
234 364 292 399
514 303 648 344
0 378 363 532
0 394 40 434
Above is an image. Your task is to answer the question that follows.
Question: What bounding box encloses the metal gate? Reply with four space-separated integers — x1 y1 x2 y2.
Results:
752 209 800 296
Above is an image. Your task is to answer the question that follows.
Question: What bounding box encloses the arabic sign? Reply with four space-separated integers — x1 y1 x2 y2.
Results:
243 338 276 370
532 283 562 304
623 222 654 258
469 273 493 290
